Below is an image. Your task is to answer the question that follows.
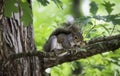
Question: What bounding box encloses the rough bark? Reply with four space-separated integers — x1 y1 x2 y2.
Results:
0 0 43 76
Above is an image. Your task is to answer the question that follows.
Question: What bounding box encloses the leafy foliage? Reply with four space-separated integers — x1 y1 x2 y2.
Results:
90 1 98 15
20 1 32 26
37 0 62 7
37 0 49 6
4 0 32 26
102 1 115 15
51 0 63 8
4 0 18 17
93 14 120 25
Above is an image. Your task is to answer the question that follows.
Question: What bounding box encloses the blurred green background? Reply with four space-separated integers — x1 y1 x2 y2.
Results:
32 0 120 76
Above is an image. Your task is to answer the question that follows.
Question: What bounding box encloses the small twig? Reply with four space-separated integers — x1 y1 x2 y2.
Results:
100 24 110 35
85 24 96 38
110 24 116 36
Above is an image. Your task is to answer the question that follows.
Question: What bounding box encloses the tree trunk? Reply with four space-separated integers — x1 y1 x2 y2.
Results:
0 0 43 76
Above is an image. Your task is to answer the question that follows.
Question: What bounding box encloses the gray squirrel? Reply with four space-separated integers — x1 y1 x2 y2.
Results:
43 23 85 52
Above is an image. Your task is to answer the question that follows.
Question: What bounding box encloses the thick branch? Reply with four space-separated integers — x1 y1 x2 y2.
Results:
9 34 120 69
44 34 120 68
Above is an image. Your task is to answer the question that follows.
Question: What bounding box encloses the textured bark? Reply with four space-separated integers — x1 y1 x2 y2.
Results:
0 18 43 76
0 0 43 76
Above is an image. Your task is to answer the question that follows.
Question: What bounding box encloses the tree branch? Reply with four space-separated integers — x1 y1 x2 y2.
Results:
8 34 120 69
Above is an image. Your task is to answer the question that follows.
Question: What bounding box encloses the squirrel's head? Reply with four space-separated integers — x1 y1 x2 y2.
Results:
71 30 85 47
73 32 83 42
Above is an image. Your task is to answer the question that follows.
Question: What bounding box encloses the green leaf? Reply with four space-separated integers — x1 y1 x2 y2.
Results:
37 0 50 6
52 0 63 8
102 1 115 15
90 1 98 15
4 0 18 17
20 1 32 26
106 14 120 25
94 14 120 25
71 61 82 75
77 17 91 25
92 65 105 71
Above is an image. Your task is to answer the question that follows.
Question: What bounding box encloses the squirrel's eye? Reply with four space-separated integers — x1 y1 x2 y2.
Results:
74 36 78 39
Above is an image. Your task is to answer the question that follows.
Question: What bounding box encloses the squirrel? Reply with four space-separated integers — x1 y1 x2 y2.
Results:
43 23 85 52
